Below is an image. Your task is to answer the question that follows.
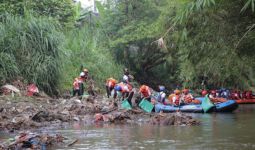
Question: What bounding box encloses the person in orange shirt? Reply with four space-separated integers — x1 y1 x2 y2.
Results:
181 89 201 104
73 78 80 96
167 90 181 106
105 77 117 98
114 82 134 106
139 85 152 100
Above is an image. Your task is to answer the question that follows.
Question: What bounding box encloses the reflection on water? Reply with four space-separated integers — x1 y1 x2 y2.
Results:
1 105 255 150
53 105 255 150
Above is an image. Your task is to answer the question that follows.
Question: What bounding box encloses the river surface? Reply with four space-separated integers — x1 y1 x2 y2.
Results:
1 105 255 150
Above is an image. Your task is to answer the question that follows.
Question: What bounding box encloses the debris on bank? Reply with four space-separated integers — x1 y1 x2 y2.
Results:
0 94 200 133
0 132 71 149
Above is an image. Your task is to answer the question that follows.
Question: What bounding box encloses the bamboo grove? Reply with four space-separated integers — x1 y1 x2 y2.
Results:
0 0 254 95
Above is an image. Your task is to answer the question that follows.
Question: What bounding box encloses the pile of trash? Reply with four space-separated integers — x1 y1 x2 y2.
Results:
0 81 200 133
0 95 115 132
0 131 77 149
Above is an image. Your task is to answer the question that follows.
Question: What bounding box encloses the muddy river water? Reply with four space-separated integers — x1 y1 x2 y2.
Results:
54 104 255 150
1 105 255 150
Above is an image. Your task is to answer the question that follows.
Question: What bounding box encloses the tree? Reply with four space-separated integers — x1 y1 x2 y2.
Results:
0 0 76 27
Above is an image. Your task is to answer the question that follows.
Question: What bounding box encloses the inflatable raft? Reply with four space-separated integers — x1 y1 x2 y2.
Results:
155 98 238 113
235 99 255 104
155 103 203 113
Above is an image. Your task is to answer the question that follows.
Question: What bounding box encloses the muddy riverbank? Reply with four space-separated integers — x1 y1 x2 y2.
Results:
0 95 199 132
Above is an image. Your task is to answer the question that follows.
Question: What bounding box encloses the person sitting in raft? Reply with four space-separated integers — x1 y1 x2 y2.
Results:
167 90 181 106
157 85 166 104
201 90 208 97
231 90 241 99
209 90 227 103
180 89 201 104
105 77 117 98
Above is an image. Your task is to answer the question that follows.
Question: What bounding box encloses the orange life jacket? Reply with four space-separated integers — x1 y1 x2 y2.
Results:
168 94 180 105
106 78 117 88
173 95 180 106
184 94 193 103
139 85 151 98
73 79 79 90
117 82 131 93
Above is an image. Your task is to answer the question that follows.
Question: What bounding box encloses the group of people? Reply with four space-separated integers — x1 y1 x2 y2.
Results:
105 68 134 105
72 67 253 108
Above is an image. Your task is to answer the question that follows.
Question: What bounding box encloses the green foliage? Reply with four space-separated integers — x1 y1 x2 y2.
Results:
60 24 123 91
99 0 255 90
0 14 63 95
241 0 255 13
0 0 76 27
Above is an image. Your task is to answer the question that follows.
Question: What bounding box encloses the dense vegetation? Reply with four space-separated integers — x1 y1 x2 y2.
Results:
99 0 255 90
0 0 254 96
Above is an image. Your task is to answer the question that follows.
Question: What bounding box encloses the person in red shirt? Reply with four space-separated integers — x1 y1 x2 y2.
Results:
105 77 117 98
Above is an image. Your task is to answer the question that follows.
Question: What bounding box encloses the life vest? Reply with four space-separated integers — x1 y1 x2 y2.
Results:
168 94 175 104
184 94 193 103
168 94 180 105
139 85 151 98
246 91 252 99
172 95 180 106
117 82 131 93
106 78 117 88
78 77 85 83
73 79 79 90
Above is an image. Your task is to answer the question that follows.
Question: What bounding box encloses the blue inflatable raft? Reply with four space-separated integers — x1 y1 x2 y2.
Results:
196 97 238 112
155 103 203 113
155 98 238 113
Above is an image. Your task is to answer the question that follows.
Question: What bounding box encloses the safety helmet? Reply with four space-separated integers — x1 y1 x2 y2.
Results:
83 69 88 73
201 90 208 96
80 72 85 77
182 89 189 94
174 89 181 95
159 86 165 92
114 85 122 91
123 75 129 82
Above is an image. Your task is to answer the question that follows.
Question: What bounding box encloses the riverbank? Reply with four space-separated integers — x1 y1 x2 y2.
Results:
0 95 199 132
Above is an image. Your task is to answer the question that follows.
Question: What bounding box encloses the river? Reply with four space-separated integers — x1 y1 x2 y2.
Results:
1 105 255 150
53 104 255 150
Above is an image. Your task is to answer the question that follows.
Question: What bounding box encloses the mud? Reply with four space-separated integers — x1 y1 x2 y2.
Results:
0 131 73 149
0 94 199 133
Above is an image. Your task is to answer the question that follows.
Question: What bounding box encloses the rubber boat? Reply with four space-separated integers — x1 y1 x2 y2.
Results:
155 103 203 113
155 97 238 113
234 98 255 104
196 97 238 112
